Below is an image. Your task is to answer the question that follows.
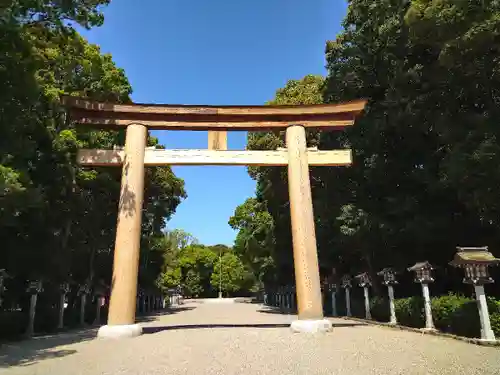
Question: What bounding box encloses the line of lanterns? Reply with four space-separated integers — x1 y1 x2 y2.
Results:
329 247 499 342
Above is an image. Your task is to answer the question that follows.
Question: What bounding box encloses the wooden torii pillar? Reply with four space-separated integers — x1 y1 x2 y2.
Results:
63 97 366 337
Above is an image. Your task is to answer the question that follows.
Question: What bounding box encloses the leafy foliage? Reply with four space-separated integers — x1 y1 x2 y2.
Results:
229 197 275 288
155 231 251 297
370 293 500 338
0 0 186 336
233 0 500 300
210 252 249 296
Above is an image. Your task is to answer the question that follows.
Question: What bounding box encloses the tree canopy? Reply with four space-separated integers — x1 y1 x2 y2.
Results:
233 0 500 295
1 0 186 307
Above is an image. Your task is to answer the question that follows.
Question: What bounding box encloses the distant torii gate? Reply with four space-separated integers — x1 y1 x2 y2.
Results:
63 97 366 338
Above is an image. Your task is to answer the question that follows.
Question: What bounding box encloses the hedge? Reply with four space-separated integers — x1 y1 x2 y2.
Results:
367 293 500 338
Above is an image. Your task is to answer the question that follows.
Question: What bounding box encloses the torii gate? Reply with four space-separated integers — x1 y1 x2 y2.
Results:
63 96 366 338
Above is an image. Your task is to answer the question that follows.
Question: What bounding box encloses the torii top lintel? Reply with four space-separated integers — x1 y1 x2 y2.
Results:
62 96 367 131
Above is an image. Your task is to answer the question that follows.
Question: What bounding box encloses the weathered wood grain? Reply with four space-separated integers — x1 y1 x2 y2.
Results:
208 131 228 150
77 149 352 167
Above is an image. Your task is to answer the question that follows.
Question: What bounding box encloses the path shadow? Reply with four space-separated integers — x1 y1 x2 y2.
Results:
236 298 262 304
257 308 297 315
135 307 196 323
143 323 291 334
0 329 96 368
143 321 366 334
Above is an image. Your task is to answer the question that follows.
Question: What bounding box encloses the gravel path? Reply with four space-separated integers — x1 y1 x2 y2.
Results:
1 300 499 375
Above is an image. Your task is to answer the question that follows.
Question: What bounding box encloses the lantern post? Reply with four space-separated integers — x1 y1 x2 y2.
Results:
408 261 435 331
450 247 499 342
287 285 293 311
329 283 338 317
377 268 398 325
355 273 372 320
58 282 70 329
291 285 296 311
94 283 106 325
341 275 352 317
0 269 9 308
26 280 43 337
78 283 91 326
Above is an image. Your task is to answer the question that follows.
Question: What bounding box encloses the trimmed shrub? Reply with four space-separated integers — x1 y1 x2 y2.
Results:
350 298 367 318
487 297 500 337
0 311 28 340
368 292 500 339
431 293 475 336
394 296 424 328
370 296 389 322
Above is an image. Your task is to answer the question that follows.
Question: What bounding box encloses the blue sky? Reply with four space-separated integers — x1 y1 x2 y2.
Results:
78 0 347 245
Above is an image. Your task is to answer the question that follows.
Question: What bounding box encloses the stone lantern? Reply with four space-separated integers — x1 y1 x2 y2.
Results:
148 289 154 312
280 286 285 310
0 269 9 308
408 261 435 330
58 282 71 329
285 285 293 311
282 286 287 310
341 275 352 317
355 272 372 320
137 287 144 312
93 283 107 325
280 286 286 310
377 268 398 324
450 246 500 342
78 283 91 326
328 268 338 317
328 283 338 317
26 280 43 337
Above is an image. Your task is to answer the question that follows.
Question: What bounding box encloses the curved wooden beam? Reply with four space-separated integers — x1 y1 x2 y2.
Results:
62 96 367 130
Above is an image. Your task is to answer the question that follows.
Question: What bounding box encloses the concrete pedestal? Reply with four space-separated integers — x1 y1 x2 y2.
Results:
290 319 332 333
97 324 142 339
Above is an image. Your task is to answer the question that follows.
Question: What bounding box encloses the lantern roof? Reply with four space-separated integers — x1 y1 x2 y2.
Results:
408 261 433 272
377 267 396 276
355 272 371 286
355 272 370 279
450 247 500 266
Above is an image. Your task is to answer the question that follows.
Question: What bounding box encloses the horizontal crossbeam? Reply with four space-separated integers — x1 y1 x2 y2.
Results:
62 96 366 131
77 149 352 167
63 96 366 116
72 118 355 130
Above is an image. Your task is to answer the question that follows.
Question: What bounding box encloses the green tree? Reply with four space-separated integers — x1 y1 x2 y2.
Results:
229 198 275 288
210 253 247 296
240 75 326 285
0 0 186 324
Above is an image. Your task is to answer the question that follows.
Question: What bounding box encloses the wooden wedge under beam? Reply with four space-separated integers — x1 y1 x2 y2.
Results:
208 131 227 150
77 149 352 167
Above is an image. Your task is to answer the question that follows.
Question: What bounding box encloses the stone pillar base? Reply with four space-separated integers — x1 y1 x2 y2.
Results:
97 324 142 339
477 338 497 344
290 319 332 333
421 327 438 333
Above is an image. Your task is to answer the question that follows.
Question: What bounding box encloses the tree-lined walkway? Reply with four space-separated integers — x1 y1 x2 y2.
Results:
1 301 499 374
